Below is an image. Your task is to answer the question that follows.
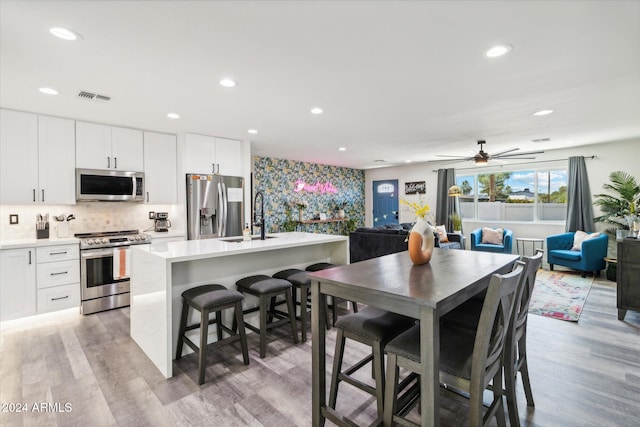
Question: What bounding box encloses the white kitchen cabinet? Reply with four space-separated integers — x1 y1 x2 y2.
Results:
185 133 244 177
76 121 143 171
35 244 80 314
37 115 76 204
0 109 75 205
0 248 37 322
143 131 177 204
215 137 244 176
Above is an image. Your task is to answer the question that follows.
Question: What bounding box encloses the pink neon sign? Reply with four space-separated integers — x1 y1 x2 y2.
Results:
294 179 338 194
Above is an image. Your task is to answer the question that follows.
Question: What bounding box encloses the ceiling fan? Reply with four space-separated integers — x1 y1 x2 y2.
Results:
437 140 544 165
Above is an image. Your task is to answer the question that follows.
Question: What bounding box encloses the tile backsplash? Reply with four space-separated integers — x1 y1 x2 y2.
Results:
1 203 184 240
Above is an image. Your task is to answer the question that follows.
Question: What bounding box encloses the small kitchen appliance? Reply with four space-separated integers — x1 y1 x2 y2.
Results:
154 212 171 232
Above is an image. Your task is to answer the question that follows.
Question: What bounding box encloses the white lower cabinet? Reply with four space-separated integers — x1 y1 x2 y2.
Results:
0 248 37 322
35 244 80 314
37 283 80 315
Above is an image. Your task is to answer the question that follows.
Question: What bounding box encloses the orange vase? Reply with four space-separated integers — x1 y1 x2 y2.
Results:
408 218 435 265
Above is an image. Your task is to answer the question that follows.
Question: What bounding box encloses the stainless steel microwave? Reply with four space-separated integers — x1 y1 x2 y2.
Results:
76 169 145 202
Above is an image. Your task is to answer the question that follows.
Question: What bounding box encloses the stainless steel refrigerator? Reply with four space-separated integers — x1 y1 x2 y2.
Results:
186 174 244 240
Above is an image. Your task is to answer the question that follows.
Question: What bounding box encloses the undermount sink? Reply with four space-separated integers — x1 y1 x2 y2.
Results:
222 236 277 243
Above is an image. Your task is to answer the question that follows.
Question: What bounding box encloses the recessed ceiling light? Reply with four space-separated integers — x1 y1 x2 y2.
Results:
49 27 81 41
533 109 554 116
219 78 236 88
405 160 412 163
310 107 323 115
338 147 346 151
167 113 180 119
248 129 258 134
485 44 512 58
39 87 58 95
566 140 575 144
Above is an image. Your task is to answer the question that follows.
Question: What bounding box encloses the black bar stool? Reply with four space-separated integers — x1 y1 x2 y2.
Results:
327 306 416 424
306 262 359 326
176 284 249 385
235 275 299 358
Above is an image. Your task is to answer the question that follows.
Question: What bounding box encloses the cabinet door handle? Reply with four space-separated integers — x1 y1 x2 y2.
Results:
107 156 110 168
42 189 45 202
216 163 220 174
51 295 69 301
114 157 117 169
146 191 149 203
49 251 68 255
33 189 36 202
28 250 32 265
50 271 68 276
212 163 215 174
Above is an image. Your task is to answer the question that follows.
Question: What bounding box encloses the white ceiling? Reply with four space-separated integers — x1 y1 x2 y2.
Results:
1 1 639 170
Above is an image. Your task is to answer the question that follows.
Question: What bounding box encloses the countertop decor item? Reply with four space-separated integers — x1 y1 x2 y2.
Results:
401 196 435 265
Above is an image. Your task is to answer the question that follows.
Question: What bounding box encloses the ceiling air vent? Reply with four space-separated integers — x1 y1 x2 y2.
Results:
77 91 111 103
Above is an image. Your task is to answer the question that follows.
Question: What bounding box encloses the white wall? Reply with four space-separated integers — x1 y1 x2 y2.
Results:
366 138 640 253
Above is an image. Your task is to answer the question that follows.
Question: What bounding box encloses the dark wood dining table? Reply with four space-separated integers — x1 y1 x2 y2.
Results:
309 249 519 426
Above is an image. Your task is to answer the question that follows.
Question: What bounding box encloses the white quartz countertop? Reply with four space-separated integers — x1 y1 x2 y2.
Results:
0 237 79 250
136 231 348 263
145 230 186 240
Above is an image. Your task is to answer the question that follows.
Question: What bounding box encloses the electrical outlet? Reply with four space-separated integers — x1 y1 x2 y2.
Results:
149 211 155 219
9 214 19 224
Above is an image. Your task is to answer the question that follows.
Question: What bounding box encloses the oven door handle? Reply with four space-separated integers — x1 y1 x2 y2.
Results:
81 248 115 259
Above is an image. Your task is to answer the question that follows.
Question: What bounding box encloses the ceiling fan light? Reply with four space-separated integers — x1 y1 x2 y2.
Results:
475 158 488 165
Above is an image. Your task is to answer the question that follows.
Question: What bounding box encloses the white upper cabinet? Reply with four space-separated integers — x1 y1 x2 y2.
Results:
0 109 39 204
215 137 244 177
185 133 243 177
0 110 75 205
143 131 177 204
112 126 144 171
76 121 143 171
38 115 76 204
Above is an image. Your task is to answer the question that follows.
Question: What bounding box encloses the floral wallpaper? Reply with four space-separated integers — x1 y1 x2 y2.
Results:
253 156 365 235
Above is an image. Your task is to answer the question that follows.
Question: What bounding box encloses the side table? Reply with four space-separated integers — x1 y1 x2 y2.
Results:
515 237 544 257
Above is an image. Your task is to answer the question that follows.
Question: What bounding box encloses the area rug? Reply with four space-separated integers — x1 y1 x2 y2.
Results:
528 269 594 322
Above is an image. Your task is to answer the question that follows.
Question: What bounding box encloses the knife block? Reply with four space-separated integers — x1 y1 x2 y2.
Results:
37 223 50 239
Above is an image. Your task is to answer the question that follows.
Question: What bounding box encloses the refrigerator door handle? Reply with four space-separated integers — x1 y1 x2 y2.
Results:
221 182 228 237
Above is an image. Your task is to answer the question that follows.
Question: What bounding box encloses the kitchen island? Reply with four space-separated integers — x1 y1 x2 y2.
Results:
129 231 348 378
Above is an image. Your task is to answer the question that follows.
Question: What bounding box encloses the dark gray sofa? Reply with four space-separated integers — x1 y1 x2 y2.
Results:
349 223 463 263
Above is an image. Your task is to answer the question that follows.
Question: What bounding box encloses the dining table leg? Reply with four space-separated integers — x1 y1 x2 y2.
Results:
420 307 440 427
311 281 327 426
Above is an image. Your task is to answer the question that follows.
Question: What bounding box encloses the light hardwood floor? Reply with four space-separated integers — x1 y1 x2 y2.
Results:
1 274 639 426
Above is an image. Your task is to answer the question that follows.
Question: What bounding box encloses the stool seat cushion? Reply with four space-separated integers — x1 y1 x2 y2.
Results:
273 269 310 286
335 306 415 343
182 284 244 311
236 275 291 294
305 262 338 272
385 323 474 379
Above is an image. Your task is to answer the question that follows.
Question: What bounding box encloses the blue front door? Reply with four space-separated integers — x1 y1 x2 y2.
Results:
372 180 399 226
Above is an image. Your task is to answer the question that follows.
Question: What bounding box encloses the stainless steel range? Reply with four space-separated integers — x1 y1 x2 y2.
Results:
75 230 151 314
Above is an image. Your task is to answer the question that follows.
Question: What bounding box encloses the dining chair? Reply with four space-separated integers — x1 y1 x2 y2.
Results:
383 263 524 427
440 249 543 427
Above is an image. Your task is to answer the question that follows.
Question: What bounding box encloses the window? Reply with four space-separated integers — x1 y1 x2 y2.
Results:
456 168 567 222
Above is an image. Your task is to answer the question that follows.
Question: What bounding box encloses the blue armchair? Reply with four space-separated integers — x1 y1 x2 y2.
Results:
546 232 608 277
470 227 513 254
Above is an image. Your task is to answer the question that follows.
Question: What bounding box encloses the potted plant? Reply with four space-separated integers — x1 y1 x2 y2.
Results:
450 212 463 233
594 171 640 237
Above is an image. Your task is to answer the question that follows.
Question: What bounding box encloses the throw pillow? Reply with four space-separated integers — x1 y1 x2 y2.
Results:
571 230 588 250
481 227 504 245
435 225 449 243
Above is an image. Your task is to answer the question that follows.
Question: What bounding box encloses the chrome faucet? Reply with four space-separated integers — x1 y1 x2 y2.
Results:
254 191 266 240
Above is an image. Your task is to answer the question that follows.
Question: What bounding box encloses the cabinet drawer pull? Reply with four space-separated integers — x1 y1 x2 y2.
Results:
51 295 69 301
50 271 68 276
49 251 68 255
